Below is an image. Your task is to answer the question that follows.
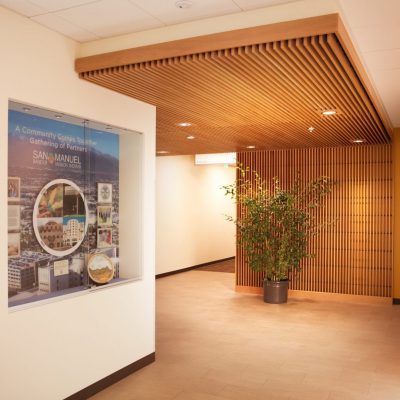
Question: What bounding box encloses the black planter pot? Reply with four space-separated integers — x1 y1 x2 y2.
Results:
263 279 289 304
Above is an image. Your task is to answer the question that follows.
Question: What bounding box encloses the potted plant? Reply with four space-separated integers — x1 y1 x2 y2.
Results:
223 165 334 304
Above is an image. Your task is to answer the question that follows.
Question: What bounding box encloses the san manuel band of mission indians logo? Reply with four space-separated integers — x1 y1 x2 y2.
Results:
8 108 120 307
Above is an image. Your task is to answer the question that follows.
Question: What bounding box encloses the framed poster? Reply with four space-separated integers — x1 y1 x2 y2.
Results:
97 205 112 226
97 183 112 204
8 204 20 231
8 177 20 202
8 233 20 258
54 259 69 277
97 228 112 248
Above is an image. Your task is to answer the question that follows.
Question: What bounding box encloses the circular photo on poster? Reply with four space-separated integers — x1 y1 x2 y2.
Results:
33 179 89 257
87 253 115 284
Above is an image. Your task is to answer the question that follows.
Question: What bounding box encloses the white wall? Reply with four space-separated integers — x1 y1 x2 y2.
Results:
0 7 155 400
156 155 236 275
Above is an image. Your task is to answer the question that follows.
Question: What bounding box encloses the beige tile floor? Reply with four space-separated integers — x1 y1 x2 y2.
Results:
91 271 400 400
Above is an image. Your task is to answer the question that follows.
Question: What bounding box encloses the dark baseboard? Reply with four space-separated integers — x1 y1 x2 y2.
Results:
156 256 235 279
393 298 400 305
65 352 155 400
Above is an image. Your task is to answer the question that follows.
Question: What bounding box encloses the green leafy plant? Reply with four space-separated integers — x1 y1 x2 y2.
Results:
223 165 334 281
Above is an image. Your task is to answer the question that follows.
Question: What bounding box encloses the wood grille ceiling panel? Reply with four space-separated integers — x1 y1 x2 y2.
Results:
236 145 392 298
78 16 391 155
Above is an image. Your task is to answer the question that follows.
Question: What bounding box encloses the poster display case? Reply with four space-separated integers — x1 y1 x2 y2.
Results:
7 100 143 308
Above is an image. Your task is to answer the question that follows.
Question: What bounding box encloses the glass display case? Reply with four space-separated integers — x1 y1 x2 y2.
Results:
7 100 143 308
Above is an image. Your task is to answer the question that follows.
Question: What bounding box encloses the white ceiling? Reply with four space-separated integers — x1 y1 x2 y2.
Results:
1 0 399 127
338 0 400 127
0 0 299 42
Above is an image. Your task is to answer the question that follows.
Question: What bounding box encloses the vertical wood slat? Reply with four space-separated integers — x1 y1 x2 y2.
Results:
236 144 392 298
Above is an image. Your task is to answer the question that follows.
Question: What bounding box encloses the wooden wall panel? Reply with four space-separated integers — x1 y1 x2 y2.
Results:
236 145 392 298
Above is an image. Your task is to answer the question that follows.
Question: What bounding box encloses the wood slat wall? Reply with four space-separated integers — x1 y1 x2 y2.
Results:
236 145 392 298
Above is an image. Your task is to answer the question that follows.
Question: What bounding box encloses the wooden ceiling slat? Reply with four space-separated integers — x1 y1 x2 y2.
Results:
98 68 289 151
132 51 313 149
252 44 354 146
169 52 281 126
80 27 391 155
195 51 306 143
95 76 228 145
137 58 276 130
315 36 382 138
140 55 257 122
285 38 373 140
202 48 325 148
295 37 378 142
211 47 334 147
121 66 229 120
259 41 362 142
286 38 378 140
324 35 386 137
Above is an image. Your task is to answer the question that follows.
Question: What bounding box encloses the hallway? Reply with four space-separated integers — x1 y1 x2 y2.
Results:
91 270 400 400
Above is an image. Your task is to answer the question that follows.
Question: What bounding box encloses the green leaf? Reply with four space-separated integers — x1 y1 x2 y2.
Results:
222 165 335 281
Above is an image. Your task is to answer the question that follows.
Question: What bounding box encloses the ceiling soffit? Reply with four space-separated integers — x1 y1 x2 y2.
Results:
76 14 391 155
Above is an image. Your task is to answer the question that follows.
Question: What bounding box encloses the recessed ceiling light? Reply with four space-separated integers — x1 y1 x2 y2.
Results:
175 0 193 9
352 139 366 144
177 122 192 127
186 135 195 140
157 150 169 154
246 145 256 149
22 107 31 112
308 126 315 133
322 110 336 116
55 114 63 119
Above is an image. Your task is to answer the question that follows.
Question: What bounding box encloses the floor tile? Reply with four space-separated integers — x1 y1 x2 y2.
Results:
89 268 400 400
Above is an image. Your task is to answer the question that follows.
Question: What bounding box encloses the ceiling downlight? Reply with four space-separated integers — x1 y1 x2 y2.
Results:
322 110 337 116
352 139 366 144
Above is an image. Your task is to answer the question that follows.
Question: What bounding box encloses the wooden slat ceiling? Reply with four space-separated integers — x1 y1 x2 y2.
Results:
77 15 391 155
